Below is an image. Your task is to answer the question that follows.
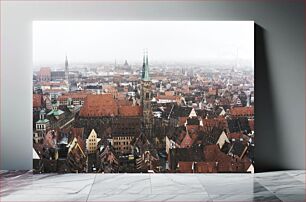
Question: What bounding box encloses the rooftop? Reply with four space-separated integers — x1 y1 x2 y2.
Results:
79 94 118 117
230 106 254 116
33 94 42 108
118 105 142 117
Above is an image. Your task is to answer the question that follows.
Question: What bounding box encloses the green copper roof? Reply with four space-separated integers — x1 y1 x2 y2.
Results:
36 119 49 124
142 54 146 79
47 109 64 116
142 51 150 81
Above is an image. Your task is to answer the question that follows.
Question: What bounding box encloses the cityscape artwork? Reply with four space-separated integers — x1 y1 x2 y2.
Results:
33 21 254 173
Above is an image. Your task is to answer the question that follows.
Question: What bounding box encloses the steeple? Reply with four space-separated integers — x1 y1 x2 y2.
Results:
65 54 68 71
65 54 69 91
140 49 153 138
142 50 146 79
142 50 150 81
146 50 149 67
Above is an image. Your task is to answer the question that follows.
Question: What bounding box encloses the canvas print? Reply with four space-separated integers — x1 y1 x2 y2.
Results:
33 21 254 173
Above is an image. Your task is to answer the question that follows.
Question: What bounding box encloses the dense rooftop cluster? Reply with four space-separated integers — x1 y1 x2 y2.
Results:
33 55 254 173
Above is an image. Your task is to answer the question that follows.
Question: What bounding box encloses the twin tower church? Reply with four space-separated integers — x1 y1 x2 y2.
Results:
64 51 154 137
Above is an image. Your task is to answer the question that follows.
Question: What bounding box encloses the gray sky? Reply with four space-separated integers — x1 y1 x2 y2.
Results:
33 21 254 66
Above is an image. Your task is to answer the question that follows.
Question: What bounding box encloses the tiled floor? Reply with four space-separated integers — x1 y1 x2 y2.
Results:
0 170 305 202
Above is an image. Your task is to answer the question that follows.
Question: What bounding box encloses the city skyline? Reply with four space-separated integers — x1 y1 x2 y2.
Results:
33 21 254 174
33 21 254 66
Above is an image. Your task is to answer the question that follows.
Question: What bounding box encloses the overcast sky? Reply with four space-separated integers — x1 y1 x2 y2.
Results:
33 21 253 66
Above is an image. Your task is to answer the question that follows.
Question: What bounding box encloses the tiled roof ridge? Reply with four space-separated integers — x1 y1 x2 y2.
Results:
79 94 142 117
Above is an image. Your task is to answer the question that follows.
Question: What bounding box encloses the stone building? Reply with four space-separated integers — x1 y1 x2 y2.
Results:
112 106 142 154
76 94 142 142
37 67 51 82
141 51 153 138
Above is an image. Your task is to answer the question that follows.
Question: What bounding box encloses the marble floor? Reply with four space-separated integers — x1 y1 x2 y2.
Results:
0 170 305 202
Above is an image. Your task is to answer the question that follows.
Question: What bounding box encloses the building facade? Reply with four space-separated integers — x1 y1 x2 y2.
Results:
141 51 153 137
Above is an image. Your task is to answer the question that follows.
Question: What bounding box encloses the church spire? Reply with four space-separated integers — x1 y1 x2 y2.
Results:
145 50 149 67
65 54 68 71
142 49 150 81
65 54 69 91
142 50 146 79
140 49 153 138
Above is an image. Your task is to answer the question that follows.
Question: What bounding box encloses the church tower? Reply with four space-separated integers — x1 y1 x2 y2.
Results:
65 55 69 91
141 50 153 137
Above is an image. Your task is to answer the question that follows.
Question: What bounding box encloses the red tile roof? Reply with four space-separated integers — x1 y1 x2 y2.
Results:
177 162 193 173
79 94 142 117
79 94 118 117
178 161 218 173
204 145 220 161
216 157 234 172
230 107 254 117
196 162 217 173
117 99 133 106
180 133 194 148
178 144 252 173
203 119 220 127
118 105 142 117
202 117 227 131
157 95 180 101
227 132 243 140
33 94 42 108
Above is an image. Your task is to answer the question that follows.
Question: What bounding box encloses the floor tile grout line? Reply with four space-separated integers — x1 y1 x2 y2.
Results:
86 174 97 202
149 174 153 194
253 179 302 198
253 180 283 202
1 171 305 201
194 175 213 201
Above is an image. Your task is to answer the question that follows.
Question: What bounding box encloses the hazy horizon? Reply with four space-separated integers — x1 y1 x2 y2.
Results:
33 21 254 67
